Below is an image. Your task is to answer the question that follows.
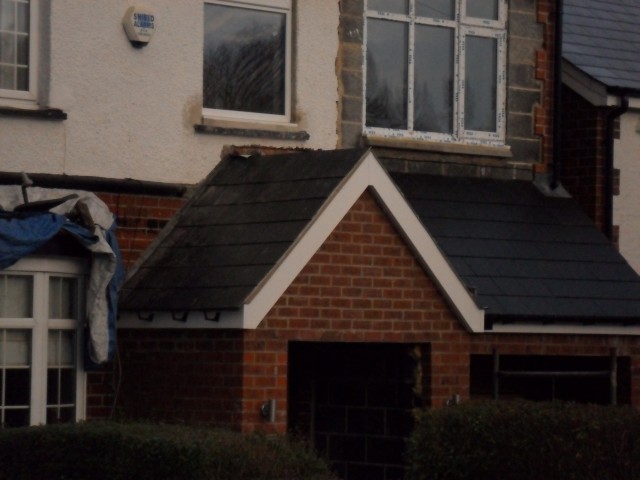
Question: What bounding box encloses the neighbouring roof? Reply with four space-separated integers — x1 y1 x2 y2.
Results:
563 0 640 92
120 149 640 328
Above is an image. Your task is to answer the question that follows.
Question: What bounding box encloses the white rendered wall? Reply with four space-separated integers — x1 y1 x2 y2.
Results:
614 109 640 274
0 0 340 184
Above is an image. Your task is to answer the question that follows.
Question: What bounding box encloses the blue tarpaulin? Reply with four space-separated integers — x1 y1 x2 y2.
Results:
0 205 123 364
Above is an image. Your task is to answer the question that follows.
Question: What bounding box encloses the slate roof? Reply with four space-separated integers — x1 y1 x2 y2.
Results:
563 0 640 92
120 148 640 326
392 172 640 324
120 149 367 311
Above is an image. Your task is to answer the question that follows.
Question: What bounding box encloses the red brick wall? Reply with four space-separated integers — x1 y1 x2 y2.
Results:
559 86 608 229
535 0 557 169
106 189 640 432
96 192 186 270
114 329 246 428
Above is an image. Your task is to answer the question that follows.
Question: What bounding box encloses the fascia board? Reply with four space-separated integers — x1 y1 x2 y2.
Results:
117 309 244 329
491 323 640 336
243 150 485 332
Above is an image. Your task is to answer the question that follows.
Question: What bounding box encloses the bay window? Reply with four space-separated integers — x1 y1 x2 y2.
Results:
364 0 506 144
0 258 86 428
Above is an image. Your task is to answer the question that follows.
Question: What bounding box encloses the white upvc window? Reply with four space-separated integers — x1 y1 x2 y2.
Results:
203 0 292 123
0 0 38 108
0 257 86 428
364 0 507 145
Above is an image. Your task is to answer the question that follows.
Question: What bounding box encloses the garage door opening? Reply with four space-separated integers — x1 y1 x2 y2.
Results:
288 342 428 480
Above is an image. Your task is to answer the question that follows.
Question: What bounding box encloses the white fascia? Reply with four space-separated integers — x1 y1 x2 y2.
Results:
491 323 640 336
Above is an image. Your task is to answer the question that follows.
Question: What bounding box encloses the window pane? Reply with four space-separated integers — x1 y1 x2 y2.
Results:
464 35 497 132
48 330 74 366
0 64 13 89
47 406 74 424
366 19 408 129
368 0 408 14
16 0 28 33
16 32 27 64
467 0 499 21
0 0 15 31
4 330 30 365
47 330 76 422
203 4 286 115
0 276 32 318
49 277 78 319
416 0 454 20
5 369 29 405
0 31 15 63
414 25 454 134
3 409 29 428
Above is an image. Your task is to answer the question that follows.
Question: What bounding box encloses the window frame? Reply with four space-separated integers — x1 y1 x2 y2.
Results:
0 0 39 108
0 257 87 427
363 0 507 146
202 0 292 124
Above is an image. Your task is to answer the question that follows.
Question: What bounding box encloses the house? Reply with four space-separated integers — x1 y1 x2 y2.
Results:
560 0 640 271
2 1 640 479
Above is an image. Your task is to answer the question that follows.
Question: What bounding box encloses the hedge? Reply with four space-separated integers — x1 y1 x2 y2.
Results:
407 401 640 480
0 422 336 480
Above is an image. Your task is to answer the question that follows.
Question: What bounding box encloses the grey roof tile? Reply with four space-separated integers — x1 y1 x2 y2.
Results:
563 0 640 91
392 171 640 323
121 150 640 326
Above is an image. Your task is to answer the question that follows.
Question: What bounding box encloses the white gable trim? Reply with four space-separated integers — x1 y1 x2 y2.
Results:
243 149 485 331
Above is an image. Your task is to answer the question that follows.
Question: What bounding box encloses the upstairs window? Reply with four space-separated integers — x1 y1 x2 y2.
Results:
364 0 506 144
0 258 86 428
203 0 292 123
0 0 38 107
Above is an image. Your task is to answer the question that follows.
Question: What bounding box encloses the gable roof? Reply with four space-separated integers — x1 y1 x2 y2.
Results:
392 172 640 327
563 0 640 93
120 149 483 331
120 149 640 334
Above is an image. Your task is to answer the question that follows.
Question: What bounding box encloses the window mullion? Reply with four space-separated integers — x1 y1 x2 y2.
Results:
29 272 47 425
407 2 415 131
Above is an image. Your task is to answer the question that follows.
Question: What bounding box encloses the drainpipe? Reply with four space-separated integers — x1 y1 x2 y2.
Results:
604 94 629 240
550 0 564 190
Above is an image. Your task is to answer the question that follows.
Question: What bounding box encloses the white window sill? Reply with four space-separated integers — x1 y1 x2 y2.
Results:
364 135 512 158
195 118 309 141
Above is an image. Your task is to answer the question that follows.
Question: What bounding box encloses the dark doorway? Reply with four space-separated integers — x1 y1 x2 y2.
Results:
288 342 428 480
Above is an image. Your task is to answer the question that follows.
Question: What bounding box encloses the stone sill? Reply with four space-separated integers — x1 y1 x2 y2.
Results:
0 106 67 120
365 135 512 158
195 118 309 141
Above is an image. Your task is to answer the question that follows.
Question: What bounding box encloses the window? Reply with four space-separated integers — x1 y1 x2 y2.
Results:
0 0 38 107
364 0 506 144
203 0 292 123
0 258 86 428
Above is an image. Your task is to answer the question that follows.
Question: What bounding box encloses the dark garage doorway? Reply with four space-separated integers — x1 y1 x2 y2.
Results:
288 342 428 480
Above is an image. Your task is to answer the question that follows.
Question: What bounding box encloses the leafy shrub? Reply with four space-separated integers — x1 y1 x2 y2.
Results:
407 401 640 480
0 422 336 480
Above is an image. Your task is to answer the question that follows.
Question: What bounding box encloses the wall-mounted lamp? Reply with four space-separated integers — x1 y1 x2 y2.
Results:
261 399 276 423
122 6 156 48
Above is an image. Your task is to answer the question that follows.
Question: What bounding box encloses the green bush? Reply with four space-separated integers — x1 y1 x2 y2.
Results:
0 422 336 480
407 401 640 480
